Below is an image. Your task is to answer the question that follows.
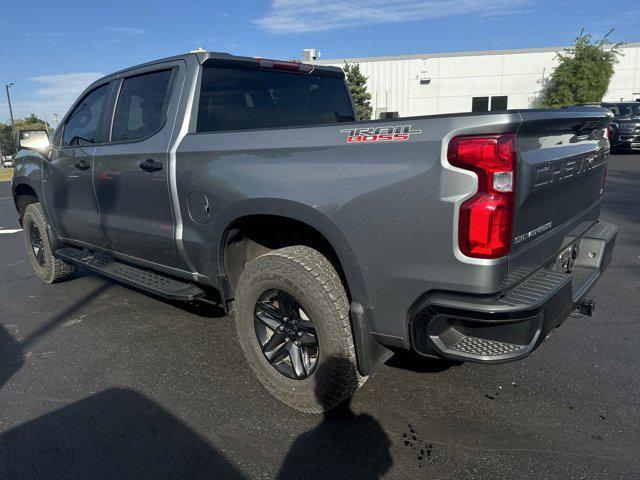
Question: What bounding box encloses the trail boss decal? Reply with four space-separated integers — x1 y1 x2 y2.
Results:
340 125 422 143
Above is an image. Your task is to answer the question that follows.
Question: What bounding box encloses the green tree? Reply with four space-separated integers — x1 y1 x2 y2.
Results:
344 62 373 120
538 31 622 109
0 114 50 157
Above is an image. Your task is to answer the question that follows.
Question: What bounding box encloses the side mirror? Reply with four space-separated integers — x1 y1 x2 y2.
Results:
18 130 50 151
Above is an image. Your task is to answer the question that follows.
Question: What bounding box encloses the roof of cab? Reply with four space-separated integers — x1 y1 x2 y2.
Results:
96 51 343 84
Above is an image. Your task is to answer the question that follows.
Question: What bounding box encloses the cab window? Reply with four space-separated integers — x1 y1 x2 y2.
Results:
196 66 355 133
61 84 110 147
111 69 173 142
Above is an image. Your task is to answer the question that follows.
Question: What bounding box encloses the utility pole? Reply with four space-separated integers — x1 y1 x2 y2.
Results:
5 83 16 152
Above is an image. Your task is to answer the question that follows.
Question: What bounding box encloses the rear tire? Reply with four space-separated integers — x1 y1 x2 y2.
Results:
22 203 76 284
235 245 365 413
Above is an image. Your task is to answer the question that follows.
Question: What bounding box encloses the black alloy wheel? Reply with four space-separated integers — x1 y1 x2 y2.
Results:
29 220 46 267
254 289 319 380
235 246 364 412
21 202 76 283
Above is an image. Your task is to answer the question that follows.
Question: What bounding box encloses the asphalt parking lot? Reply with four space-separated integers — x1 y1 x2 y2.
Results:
0 154 639 480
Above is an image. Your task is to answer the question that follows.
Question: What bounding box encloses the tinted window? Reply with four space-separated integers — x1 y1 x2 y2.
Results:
472 97 489 112
197 67 355 133
62 84 109 147
606 103 640 117
111 69 173 142
491 96 508 111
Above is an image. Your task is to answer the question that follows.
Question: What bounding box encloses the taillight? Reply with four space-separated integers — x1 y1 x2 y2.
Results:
448 134 516 259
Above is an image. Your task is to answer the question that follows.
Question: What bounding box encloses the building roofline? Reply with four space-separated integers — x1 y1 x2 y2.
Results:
313 42 640 64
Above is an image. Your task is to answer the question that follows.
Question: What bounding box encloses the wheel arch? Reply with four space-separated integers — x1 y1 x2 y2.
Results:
217 199 367 307
216 199 389 375
13 176 62 251
12 180 39 224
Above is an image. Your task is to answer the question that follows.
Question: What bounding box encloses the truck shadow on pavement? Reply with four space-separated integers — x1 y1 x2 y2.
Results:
0 358 394 479
277 402 393 479
0 388 246 480
385 351 461 373
276 358 393 479
0 282 247 479
0 268 393 478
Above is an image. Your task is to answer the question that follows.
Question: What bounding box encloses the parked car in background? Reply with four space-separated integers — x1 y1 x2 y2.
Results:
11 51 617 413
2 155 14 168
602 102 640 152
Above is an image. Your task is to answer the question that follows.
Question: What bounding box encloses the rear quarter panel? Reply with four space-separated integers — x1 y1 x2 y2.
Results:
176 113 521 344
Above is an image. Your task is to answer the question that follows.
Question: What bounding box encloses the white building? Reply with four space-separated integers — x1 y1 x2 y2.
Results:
303 43 640 118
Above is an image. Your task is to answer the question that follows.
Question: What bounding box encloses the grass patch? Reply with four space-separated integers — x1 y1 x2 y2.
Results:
0 168 13 182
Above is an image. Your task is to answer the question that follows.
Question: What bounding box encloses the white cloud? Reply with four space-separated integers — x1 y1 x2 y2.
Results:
25 32 67 38
24 32 68 44
106 27 146 35
1 72 104 122
31 72 104 99
254 0 535 34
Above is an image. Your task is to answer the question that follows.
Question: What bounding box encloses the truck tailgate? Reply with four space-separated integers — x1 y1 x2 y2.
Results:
507 108 612 286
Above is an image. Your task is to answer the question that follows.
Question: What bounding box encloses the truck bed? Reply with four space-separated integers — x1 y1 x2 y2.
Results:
175 106 611 347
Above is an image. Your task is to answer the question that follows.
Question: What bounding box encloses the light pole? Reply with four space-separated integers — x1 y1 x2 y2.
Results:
5 83 16 150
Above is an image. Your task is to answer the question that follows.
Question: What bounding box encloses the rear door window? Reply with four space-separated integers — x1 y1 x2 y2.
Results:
62 84 110 147
111 69 174 142
196 67 355 133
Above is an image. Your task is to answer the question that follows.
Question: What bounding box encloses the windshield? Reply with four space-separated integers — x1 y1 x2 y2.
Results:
606 103 640 118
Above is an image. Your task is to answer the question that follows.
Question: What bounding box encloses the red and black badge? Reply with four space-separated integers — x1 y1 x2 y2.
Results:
340 125 422 143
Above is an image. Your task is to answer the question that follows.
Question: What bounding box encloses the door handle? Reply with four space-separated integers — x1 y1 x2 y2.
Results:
74 160 90 171
139 159 163 173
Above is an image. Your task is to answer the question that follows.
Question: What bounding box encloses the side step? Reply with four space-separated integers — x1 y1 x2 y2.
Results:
55 247 205 301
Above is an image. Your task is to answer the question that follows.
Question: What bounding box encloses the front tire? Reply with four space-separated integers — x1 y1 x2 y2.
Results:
235 246 365 413
22 203 76 284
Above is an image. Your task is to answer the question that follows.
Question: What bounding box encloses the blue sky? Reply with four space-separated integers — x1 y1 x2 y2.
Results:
0 0 638 122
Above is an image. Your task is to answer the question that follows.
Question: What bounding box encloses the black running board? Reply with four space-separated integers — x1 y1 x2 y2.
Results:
55 247 205 301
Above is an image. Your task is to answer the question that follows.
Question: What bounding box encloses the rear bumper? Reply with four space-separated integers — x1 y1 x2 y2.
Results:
410 221 617 363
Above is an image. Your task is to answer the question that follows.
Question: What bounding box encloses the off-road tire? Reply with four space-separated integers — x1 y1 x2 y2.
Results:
22 203 76 283
235 245 366 413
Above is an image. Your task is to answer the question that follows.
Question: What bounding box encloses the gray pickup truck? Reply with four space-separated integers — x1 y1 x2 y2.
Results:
12 52 616 413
